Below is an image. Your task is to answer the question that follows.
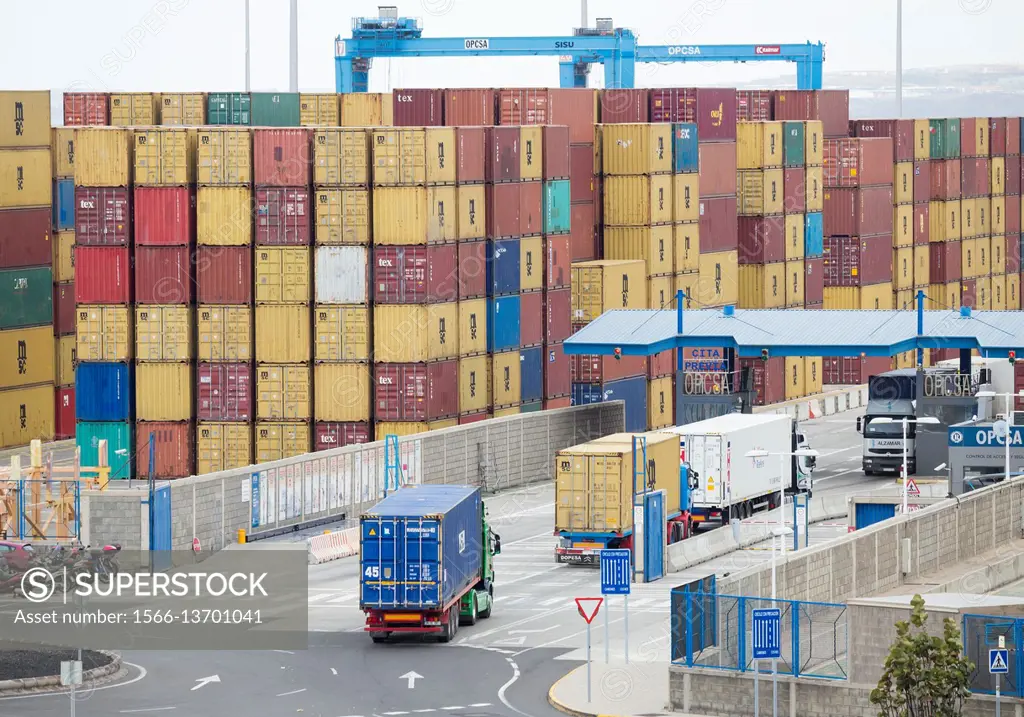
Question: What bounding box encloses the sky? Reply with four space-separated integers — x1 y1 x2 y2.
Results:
1 0 1016 99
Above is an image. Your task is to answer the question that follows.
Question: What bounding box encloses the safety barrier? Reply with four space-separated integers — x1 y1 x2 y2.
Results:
308 527 360 565
963 614 1023 697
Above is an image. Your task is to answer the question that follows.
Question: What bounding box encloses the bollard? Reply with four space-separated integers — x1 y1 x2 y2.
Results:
237 529 246 544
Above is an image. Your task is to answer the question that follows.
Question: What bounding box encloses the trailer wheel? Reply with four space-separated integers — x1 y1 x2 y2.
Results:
370 632 390 644
438 608 456 643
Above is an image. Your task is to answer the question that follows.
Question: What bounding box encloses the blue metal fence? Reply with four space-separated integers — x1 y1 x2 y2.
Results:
963 614 1023 697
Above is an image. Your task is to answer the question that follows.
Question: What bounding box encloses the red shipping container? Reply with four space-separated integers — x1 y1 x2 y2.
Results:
1007 196 1021 235
254 187 310 246
961 119 981 157
458 239 487 300
136 422 195 479
75 247 130 304
392 88 443 127
682 88 738 142
54 283 74 335
913 203 930 246
458 412 490 426
1006 234 1020 274
373 244 458 304
850 119 914 162
520 291 543 347
805 302 823 310
520 180 543 236
738 357 785 406
545 287 571 344
63 93 109 125
1006 155 1021 196
55 387 75 440
647 349 675 379
823 356 892 385
486 183 521 238
571 340 647 384
315 422 370 450
498 88 550 126
961 158 990 198
75 187 130 246
0 207 51 269
1007 119 1021 156
912 161 931 203
698 142 737 196
549 88 598 144
772 90 816 122
485 127 520 183
737 215 785 264
698 196 739 253
930 159 962 200
990 118 1007 157
542 125 570 181
816 90 851 138
374 360 458 421
544 396 571 410
569 144 597 203
929 242 962 284
543 342 570 398
961 279 978 308
135 246 192 304
197 363 252 422
253 129 311 187
804 257 825 305
735 90 772 122
823 185 894 237
196 246 251 304
570 202 598 261
442 89 495 126
783 167 806 213
455 127 486 184
134 187 193 246
822 235 893 287
823 138 893 187
545 234 571 289
602 89 650 124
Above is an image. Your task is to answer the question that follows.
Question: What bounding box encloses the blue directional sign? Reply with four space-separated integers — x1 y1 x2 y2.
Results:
600 549 631 595
752 608 782 660
989 648 1009 674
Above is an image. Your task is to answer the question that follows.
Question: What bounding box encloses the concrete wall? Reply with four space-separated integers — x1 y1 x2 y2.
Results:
81 403 624 553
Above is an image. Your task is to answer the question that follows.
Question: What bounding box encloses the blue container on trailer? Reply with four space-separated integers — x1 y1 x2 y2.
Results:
52 178 75 231
671 123 699 173
76 421 134 480
542 180 571 234
486 239 520 296
520 346 543 402
487 295 521 353
360 484 483 610
75 362 132 422
804 212 824 257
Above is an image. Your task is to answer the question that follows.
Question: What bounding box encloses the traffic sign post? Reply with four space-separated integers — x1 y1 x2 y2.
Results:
752 608 782 717
601 549 631 665
575 598 603 703
990 637 1009 717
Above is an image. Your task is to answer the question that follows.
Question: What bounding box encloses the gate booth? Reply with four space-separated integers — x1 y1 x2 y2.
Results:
633 490 666 582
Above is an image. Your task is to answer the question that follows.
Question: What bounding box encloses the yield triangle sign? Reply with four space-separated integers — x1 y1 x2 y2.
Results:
905 478 920 497
575 597 603 624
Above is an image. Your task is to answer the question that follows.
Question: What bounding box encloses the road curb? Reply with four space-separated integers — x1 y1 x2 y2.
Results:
547 667 605 717
0 650 122 696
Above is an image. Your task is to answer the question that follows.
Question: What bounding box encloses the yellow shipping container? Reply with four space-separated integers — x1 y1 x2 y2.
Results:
314 188 370 245
136 363 192 421
458 300 487 357
160 93 205 126
373 303 460 363
602 175 673 226
737 169 784 216
255 305 312 364
75 128 131 187
991 157 1005 197
599 123 672 175
135 305 192 361
673 173 699 223
674 222 699 274
674 273 699 309
459 354 491 414
893 247 914 290
457 184 486 241
785 214 805 261
197 187 252 245
785 259 804 307
0 384 54 448
373 421 453 440
894 162 914 205
314 305 369 362
805 357 822 395
648 275 673 309
255 421 311 462
696 251 739 308
961 198 979 239
785 357 806 400
492 351 521 409
603 226 673 277
341 93 387 127
255 247 311 303
647 377 674 431
0 326 53 389
929 200 961 242
992 274 1007 312
1009 274 1021 310
823 283 894 310
739 263 785 309
424 128 456 185
197 422 252 475
521 236 543 291
804 165 823 212
992 235 1006 276
992 196 1005 235
913 120 930 160
110 93 158 126
315 363 372 422
134 128 194 186
56 335 75 387
968 118 989 156
571 259 647 323
51 127 75 178
976 276 993 310
197 305 252 362
929 282 961 310
978 236 992 276
300 94 340 126
0 91 50 147
913 245 930 287
76 305 132 362
313 128 369 186
256 364 312 421
894 204 914 248
196 128 252 186
894 289 914 312
961 238 978 278
520 126 543 180
736 121 783 169
0 149 50 207
370 128 423 185
977 197 990 236
54 230 74 282
804 120 823 165
372 186 457 244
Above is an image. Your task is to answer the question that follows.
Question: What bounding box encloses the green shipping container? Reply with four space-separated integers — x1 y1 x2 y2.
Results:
207 93 251 125
76 421 134 479
251 93 301 127
0 267 53 330
929 119 961 159
520 401 543 414
543 179 571 234
782 121 805 167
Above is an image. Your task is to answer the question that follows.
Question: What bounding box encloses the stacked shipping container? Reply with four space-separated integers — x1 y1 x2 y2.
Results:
52 122 76 439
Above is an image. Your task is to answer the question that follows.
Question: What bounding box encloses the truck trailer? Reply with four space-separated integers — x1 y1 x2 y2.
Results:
360 484 501 643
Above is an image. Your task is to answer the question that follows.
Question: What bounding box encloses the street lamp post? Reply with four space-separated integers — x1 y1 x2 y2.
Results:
975 390 1024 481
869 416 940 514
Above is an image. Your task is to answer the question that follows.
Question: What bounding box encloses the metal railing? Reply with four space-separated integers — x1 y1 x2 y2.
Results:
964 614 1022 697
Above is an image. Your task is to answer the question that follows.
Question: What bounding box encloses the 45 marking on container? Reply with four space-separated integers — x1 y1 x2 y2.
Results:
465 39 490 50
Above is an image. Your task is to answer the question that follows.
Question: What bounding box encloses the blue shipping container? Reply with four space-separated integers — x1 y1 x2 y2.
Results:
75 362 132 422
804 212 823 257
672 123 699 173
487 295 521 353
520 346 543 402
53 178 75 231
76 421 133 479
542 180 571 234
571 382 604 407
360 485 483 610
486 239 520 296
571 377 648 432
854 502 897 530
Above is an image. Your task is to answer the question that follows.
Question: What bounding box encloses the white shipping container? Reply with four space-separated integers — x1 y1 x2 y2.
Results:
315 245 368 304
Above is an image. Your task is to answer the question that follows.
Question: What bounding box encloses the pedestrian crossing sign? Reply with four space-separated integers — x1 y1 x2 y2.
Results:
989 648 1009 674
905 478 920 497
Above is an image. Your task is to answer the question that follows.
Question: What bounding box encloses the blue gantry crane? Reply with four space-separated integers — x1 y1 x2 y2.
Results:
335 7 824 93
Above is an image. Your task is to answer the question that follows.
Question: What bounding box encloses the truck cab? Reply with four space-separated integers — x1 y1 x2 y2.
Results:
857 370 918 476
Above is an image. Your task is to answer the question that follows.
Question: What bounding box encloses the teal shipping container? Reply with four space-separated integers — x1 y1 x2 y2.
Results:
783 121 805 167
251 93 301 127
207 93 251 125
671 122 699 173
929 119 961 159
76 421 134 479
0 267 53 330
542 180 571 234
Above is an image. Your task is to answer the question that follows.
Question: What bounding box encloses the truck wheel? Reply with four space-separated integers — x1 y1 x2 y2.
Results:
461 594 478 626
438 608 456 643
370 632 390 644
478 588 492 619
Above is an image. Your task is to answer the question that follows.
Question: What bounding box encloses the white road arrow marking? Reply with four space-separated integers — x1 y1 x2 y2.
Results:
190 675 220 691
400 671 423 689
491 636 527 646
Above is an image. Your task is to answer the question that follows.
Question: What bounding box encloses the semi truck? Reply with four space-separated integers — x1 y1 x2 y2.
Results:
359 484 501 643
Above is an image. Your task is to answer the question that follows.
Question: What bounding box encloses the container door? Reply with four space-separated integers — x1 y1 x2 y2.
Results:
360 517 401 607
402 518 441 607
591 455 626 532
555 454 588 532
643 491 665 582
152 483 172 571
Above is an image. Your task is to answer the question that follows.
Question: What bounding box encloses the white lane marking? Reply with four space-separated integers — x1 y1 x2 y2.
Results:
497 656 530 717
814 467 866 482
413 710 437 713
331 668 338 675
0 661 148 702
273 649 295 655
382 711 410 715
497 567 562 586
468 704 492 708
119 709 177 714
502 531 555 547
276 688 307 697
816 445 860 457
491 502 555 521
439 707 464 711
